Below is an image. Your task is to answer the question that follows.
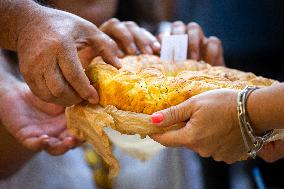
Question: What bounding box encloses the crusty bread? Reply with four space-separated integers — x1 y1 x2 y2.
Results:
87 55 277 114
66 55 278 178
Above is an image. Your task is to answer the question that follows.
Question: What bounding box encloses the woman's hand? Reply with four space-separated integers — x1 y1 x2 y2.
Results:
151 89 246 164
100 18 161 56
17 7 122 107
258 140 284 162
0 83 81 156
158 21 225 66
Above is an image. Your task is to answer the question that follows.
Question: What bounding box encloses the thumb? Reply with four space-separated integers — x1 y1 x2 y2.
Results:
151 98 194 127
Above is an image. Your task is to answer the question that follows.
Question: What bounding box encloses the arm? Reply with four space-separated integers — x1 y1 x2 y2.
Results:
0 0 121 106
247 83 284 133
0 0 42 50
150 83 284 163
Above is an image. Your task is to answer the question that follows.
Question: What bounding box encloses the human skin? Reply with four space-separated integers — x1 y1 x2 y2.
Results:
0 0 121 106
0 50 81 179
0 0 162 178
46 0 118 26
151 83 284 164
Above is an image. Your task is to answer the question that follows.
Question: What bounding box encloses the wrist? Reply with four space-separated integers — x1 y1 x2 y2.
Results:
246 88 271 135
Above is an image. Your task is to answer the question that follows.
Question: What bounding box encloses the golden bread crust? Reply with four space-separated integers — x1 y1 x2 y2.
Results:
87 55 277 114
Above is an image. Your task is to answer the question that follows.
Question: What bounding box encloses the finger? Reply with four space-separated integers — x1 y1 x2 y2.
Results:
15 126 46 143
89 32 122 68
125 21 156 54
157 31 170 43
28 93 65 115
151 122 188 147
44 61 82 106
44 137 70 156
259 140 284 162
57 44 99 105
22 135 49 152
150 98 194 127
142 28 161 54
202 36 225 66
171 21 186 35
19 54 55 103
58 129 79 149
187 22 205 60
100 18 138 55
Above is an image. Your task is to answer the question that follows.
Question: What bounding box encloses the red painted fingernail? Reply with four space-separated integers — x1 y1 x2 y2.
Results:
151 113 164 124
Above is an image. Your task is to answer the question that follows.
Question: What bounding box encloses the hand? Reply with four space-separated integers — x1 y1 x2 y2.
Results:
151 89 245 164
100 18 161 56
158 21 225 66
258 140 284 162
0 83 81 155
17 7 121 106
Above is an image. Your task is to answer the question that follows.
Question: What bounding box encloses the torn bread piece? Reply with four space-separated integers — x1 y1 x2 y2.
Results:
66 104 183 178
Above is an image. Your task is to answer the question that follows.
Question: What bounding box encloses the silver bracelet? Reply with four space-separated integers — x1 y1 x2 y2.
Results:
237 86 274 159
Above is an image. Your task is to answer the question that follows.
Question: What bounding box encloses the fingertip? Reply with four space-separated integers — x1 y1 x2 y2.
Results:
152 41 161 50
152 43 161 55
117 49 125 58
39 135 49 146
114 57 122 68
63 137 76 148
87 86 99 104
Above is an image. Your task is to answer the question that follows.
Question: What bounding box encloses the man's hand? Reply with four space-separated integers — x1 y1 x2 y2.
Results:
100 18 161 56
16 6 121 106
150 89 245 164
158 21 225 66
0 83 81 155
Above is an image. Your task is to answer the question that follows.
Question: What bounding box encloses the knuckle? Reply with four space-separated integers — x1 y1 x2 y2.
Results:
52 87 66 98
186 137 198 148
49 36 66 49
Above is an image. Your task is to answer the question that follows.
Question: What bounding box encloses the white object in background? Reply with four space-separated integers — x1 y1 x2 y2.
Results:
160 34 188 62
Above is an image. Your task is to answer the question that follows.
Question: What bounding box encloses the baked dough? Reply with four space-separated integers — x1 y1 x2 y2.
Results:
66 55 277 178
87 55 276 114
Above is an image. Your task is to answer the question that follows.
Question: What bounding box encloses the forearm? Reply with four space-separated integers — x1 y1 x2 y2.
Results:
0 0 42 50
247 83 284 134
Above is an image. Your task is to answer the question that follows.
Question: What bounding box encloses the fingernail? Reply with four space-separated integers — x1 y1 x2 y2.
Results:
128 43 138 54
117 49 124 57
145 46 153 54
153 41 161 49
151 113 164 124
114 57 122 68
88 86 99 104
